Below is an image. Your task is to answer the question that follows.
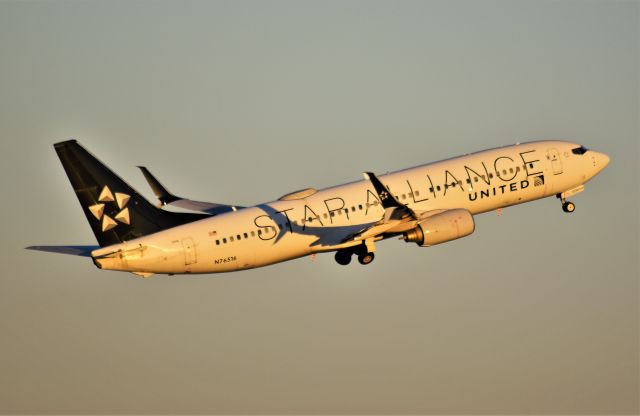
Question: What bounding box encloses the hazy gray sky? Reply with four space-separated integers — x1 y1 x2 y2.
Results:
0 0 638 413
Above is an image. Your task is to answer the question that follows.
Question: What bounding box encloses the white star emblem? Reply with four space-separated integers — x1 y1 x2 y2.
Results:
89 185 131 232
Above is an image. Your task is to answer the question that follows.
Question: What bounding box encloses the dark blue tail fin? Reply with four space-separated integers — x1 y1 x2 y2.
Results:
54 140 209 247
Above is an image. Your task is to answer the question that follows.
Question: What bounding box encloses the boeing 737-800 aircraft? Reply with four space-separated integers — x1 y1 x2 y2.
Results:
28 140 609 277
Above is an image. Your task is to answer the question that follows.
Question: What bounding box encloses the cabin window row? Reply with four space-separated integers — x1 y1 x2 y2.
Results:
213 196 403 245
428 163 535 192
214 163 537 245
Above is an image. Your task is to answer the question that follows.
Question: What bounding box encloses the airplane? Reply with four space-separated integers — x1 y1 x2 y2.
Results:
27 139 609 277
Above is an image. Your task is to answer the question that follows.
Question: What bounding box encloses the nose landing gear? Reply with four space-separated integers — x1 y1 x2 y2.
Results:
558 193 575 213
557 187 584 213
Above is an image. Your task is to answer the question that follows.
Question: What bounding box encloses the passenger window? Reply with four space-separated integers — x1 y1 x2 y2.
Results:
436 185 441 191
223 238 227 244
516 166 520 172
502 169 507 175
323 213 328 219
330 212 335 217
401 194 406 199
466 179 471 184
244 233 248 238
215 240 220 245
429 187 434 192
415 190 420 196
474 177 478 182
257 230 262 235
529 163 533 168
509 168 514 173
351 206 356 212
251 231 255 237
489 173 494 179
358 204 363 210
237 235 241 240
230 236 234 242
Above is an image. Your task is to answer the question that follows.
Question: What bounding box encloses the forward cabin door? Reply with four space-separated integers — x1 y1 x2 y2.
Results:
181 237 197 265
547 148 563 175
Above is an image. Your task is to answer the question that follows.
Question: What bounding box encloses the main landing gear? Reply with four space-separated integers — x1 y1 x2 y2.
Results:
334 243 376 266
335 250 352 265
557 193 576 213
357 252 375 265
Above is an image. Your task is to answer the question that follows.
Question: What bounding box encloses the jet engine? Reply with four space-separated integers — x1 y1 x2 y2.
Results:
403 209 475 247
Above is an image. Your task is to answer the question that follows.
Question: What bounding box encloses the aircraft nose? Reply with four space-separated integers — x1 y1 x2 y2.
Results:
591 151 610 171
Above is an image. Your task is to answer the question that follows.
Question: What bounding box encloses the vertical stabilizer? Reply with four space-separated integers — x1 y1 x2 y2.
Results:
54 140 208 247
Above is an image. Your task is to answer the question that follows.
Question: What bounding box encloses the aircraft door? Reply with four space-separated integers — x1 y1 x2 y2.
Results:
547 148 563 175
181 237 197 265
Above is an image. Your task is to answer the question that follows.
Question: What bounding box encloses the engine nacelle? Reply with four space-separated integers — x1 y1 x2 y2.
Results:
403 209 475 247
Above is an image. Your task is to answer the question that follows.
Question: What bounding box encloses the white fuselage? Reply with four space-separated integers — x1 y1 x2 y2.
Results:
91 140 609 275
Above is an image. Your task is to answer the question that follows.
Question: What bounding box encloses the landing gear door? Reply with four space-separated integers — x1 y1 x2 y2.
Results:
181 237 197 265
547 148 563 175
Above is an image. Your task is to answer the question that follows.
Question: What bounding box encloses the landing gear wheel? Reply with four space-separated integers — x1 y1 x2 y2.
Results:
562 201 575 213
335 250 352 265
357 252 375 265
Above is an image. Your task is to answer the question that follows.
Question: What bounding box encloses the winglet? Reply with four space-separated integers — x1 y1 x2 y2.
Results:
137 166 180 205
363 171 403 209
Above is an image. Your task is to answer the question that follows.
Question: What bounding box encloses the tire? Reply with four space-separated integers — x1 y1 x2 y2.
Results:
335 250 352 265
562 201 575 213
357 252 375 265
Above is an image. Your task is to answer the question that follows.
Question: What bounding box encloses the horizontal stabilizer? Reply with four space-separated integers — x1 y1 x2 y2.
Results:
25 245 99 257
137 166 243 215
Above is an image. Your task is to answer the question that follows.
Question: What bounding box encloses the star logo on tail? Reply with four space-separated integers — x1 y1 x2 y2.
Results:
88 185 131 232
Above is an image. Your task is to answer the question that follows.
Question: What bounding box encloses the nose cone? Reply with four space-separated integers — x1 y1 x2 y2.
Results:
591 151 610 173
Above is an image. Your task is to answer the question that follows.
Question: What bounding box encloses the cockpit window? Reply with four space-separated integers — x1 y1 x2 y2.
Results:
571 146 588 155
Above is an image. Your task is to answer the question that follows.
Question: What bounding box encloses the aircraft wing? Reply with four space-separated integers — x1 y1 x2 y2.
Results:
138 166 243 215
342 172 445 243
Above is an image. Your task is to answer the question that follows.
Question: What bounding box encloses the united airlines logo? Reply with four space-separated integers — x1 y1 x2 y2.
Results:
88 185 131 232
